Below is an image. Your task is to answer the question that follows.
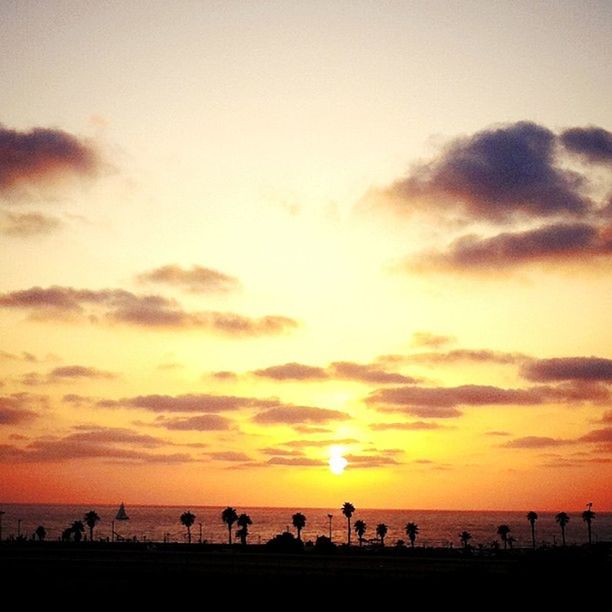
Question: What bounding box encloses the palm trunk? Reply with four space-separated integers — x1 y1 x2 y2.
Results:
297 527 301 541
503 538 507 550
347 518 351 545
228 524 232 545
531 523 536 549
587 521 592 545
561 525 566 546
187 526 191 544
411 538 415 548
89 526 94 542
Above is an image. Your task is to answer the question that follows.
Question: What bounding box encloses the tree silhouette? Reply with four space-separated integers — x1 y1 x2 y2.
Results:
376 523 388 546
526 511 538 549
180 511 196 544
84 510 100 543
582 507 595 545
342 502 355 545
354 519 366 546
459 530 472 549
222 507 238 544
72 520 85 543
405 522 419 548
292 512 306 541
555 512 570 546
236 513 252 546
35 525 46 541
497 524 511 550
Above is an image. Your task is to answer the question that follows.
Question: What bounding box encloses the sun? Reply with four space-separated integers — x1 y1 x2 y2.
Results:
328 446 348 475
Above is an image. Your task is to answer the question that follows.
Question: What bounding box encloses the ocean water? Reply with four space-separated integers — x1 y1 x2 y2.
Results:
1 504 610 547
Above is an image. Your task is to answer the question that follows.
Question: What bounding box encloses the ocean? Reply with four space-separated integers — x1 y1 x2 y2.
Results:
1 504 610 547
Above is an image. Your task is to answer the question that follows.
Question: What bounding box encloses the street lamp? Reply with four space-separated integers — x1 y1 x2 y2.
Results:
327 513 333 540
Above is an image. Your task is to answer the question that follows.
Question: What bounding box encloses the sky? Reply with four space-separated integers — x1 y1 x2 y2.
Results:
1 1 611 510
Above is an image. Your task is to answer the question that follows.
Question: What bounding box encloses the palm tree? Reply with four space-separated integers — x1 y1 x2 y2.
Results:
582 507 595 545
72 520 85 543
354 519 366 546
236 513 252 546
84 510 100 543
222 507 238 544
292 512 306 541
459 531 472 549
376 523 388 546
180 511 196 544
35 525 46 541
497 524 511 549
405 522 419 547
526 511 538 549
342 502 355 545
555 512 570 546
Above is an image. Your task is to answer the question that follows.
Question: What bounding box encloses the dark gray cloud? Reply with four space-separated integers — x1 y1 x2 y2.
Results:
389 121 590 222
0 393 45 425
393 348 527 365
0 285 298 336
522 357 612 382
253 405 350 424
0 124 99 197
136 264 240 293
1 212 61 236
561 126 612 164
49 365 116 380
412 222 612 271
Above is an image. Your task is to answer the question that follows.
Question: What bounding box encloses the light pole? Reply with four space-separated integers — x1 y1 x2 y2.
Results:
0 510 4 542
327 513 333 540
17 519 22 539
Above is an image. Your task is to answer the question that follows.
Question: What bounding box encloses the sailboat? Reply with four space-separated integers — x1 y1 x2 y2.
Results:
112 502 129 542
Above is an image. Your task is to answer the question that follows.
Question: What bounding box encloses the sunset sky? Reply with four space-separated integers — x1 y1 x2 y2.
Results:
1 1 611 510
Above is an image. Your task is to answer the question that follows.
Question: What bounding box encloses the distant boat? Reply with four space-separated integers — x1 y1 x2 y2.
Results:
115 503 129 521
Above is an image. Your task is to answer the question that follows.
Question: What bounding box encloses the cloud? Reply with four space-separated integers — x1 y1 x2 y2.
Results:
561 126 612 164
369 421 444 431
521 357 612 382
252 362 329 381
0 425 194 464
502 436 569 448
49 365 116 380
579 427 612 443
101 393 277 412
211 371 238 381
259 447 305 457
0 124 99 198
267 457 325 466
369 384 543 413
282 438 358 448
598 411 612 424
208 451 251 461
157 414 232 431
253 406 350 424
344 453 400 468
485 431 511 436
0 393 45 425
252 360 413 384
136 264 240 293
388 121 591 222
0 285 298 336
410 331 455 348
1 212 61 236
411 222 612 271
396 349 526 365
329 361 416 384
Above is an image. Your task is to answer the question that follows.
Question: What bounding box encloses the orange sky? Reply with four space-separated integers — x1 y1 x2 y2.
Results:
1 2 611 510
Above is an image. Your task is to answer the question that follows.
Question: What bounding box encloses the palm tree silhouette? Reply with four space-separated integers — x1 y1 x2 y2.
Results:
582 505 595 545
180 511 196 544
526 511 538 549
236 513 252 546
376 523 388 546
405 522 419 547
84 510 100 543
459 530 472 549
292 512 306 541
35 525 46 541
354 519 366 546
72 520 85 543
342 502 355 545
555 512 570 546
222 507 238 544
497 524 511 549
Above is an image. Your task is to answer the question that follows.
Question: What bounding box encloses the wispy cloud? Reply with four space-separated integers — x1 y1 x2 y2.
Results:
156 414 232 431
1 212 61 236
369 421 445 431
252 362 329 381
253 406 350 424
410 331 455 349
0 285 298 336
136 264 240 293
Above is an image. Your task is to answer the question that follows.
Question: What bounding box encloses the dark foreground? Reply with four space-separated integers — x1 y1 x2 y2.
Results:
1 542 610 602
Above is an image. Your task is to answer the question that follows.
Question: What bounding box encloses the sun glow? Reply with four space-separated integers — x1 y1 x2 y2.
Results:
329 446 348 475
